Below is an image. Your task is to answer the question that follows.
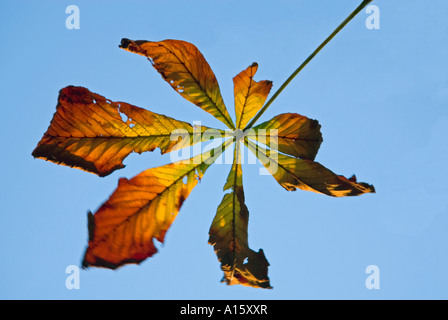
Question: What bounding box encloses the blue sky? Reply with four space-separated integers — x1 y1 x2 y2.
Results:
1 0 448 299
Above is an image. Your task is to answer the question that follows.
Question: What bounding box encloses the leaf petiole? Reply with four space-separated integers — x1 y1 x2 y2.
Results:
244 0 373 131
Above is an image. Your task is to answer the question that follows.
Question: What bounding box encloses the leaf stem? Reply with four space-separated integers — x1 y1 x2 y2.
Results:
244 0 373 131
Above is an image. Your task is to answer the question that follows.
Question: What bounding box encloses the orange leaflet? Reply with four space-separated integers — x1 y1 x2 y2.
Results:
83 141 230 269
32 86 213 177
120 39 235 130
233 63 272 129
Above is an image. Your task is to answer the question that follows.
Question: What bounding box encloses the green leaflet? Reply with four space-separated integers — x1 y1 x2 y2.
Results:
246 139 375 197
208 142 271 289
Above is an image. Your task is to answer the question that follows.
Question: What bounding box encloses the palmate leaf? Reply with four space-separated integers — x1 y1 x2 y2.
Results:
83 139 233 269
34 0 377 289
208 142 271 289
233 63 273 129
120 39 236 130
32 86 216 177
247 113 323 160
246 140 375 197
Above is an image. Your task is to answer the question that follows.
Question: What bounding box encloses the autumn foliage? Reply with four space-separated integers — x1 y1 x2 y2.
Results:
33 38 374 289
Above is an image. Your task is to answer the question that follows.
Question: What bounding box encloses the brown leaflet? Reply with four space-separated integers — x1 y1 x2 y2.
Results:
246 139 375 197
248 113 323 160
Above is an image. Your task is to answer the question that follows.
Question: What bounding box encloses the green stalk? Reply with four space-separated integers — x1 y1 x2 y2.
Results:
244 0 373 131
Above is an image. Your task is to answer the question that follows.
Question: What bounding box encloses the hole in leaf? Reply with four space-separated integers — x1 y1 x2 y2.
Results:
119 111 128 123
182 176 188 184
194 168 202 182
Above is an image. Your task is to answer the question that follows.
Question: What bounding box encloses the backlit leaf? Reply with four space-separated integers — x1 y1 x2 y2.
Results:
32 5 378 287
233 63 272 129
32 86 215 177
246 140 375 197
120 38 235 129
208 142 271 289
248 113 323 160
83 140 233 269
